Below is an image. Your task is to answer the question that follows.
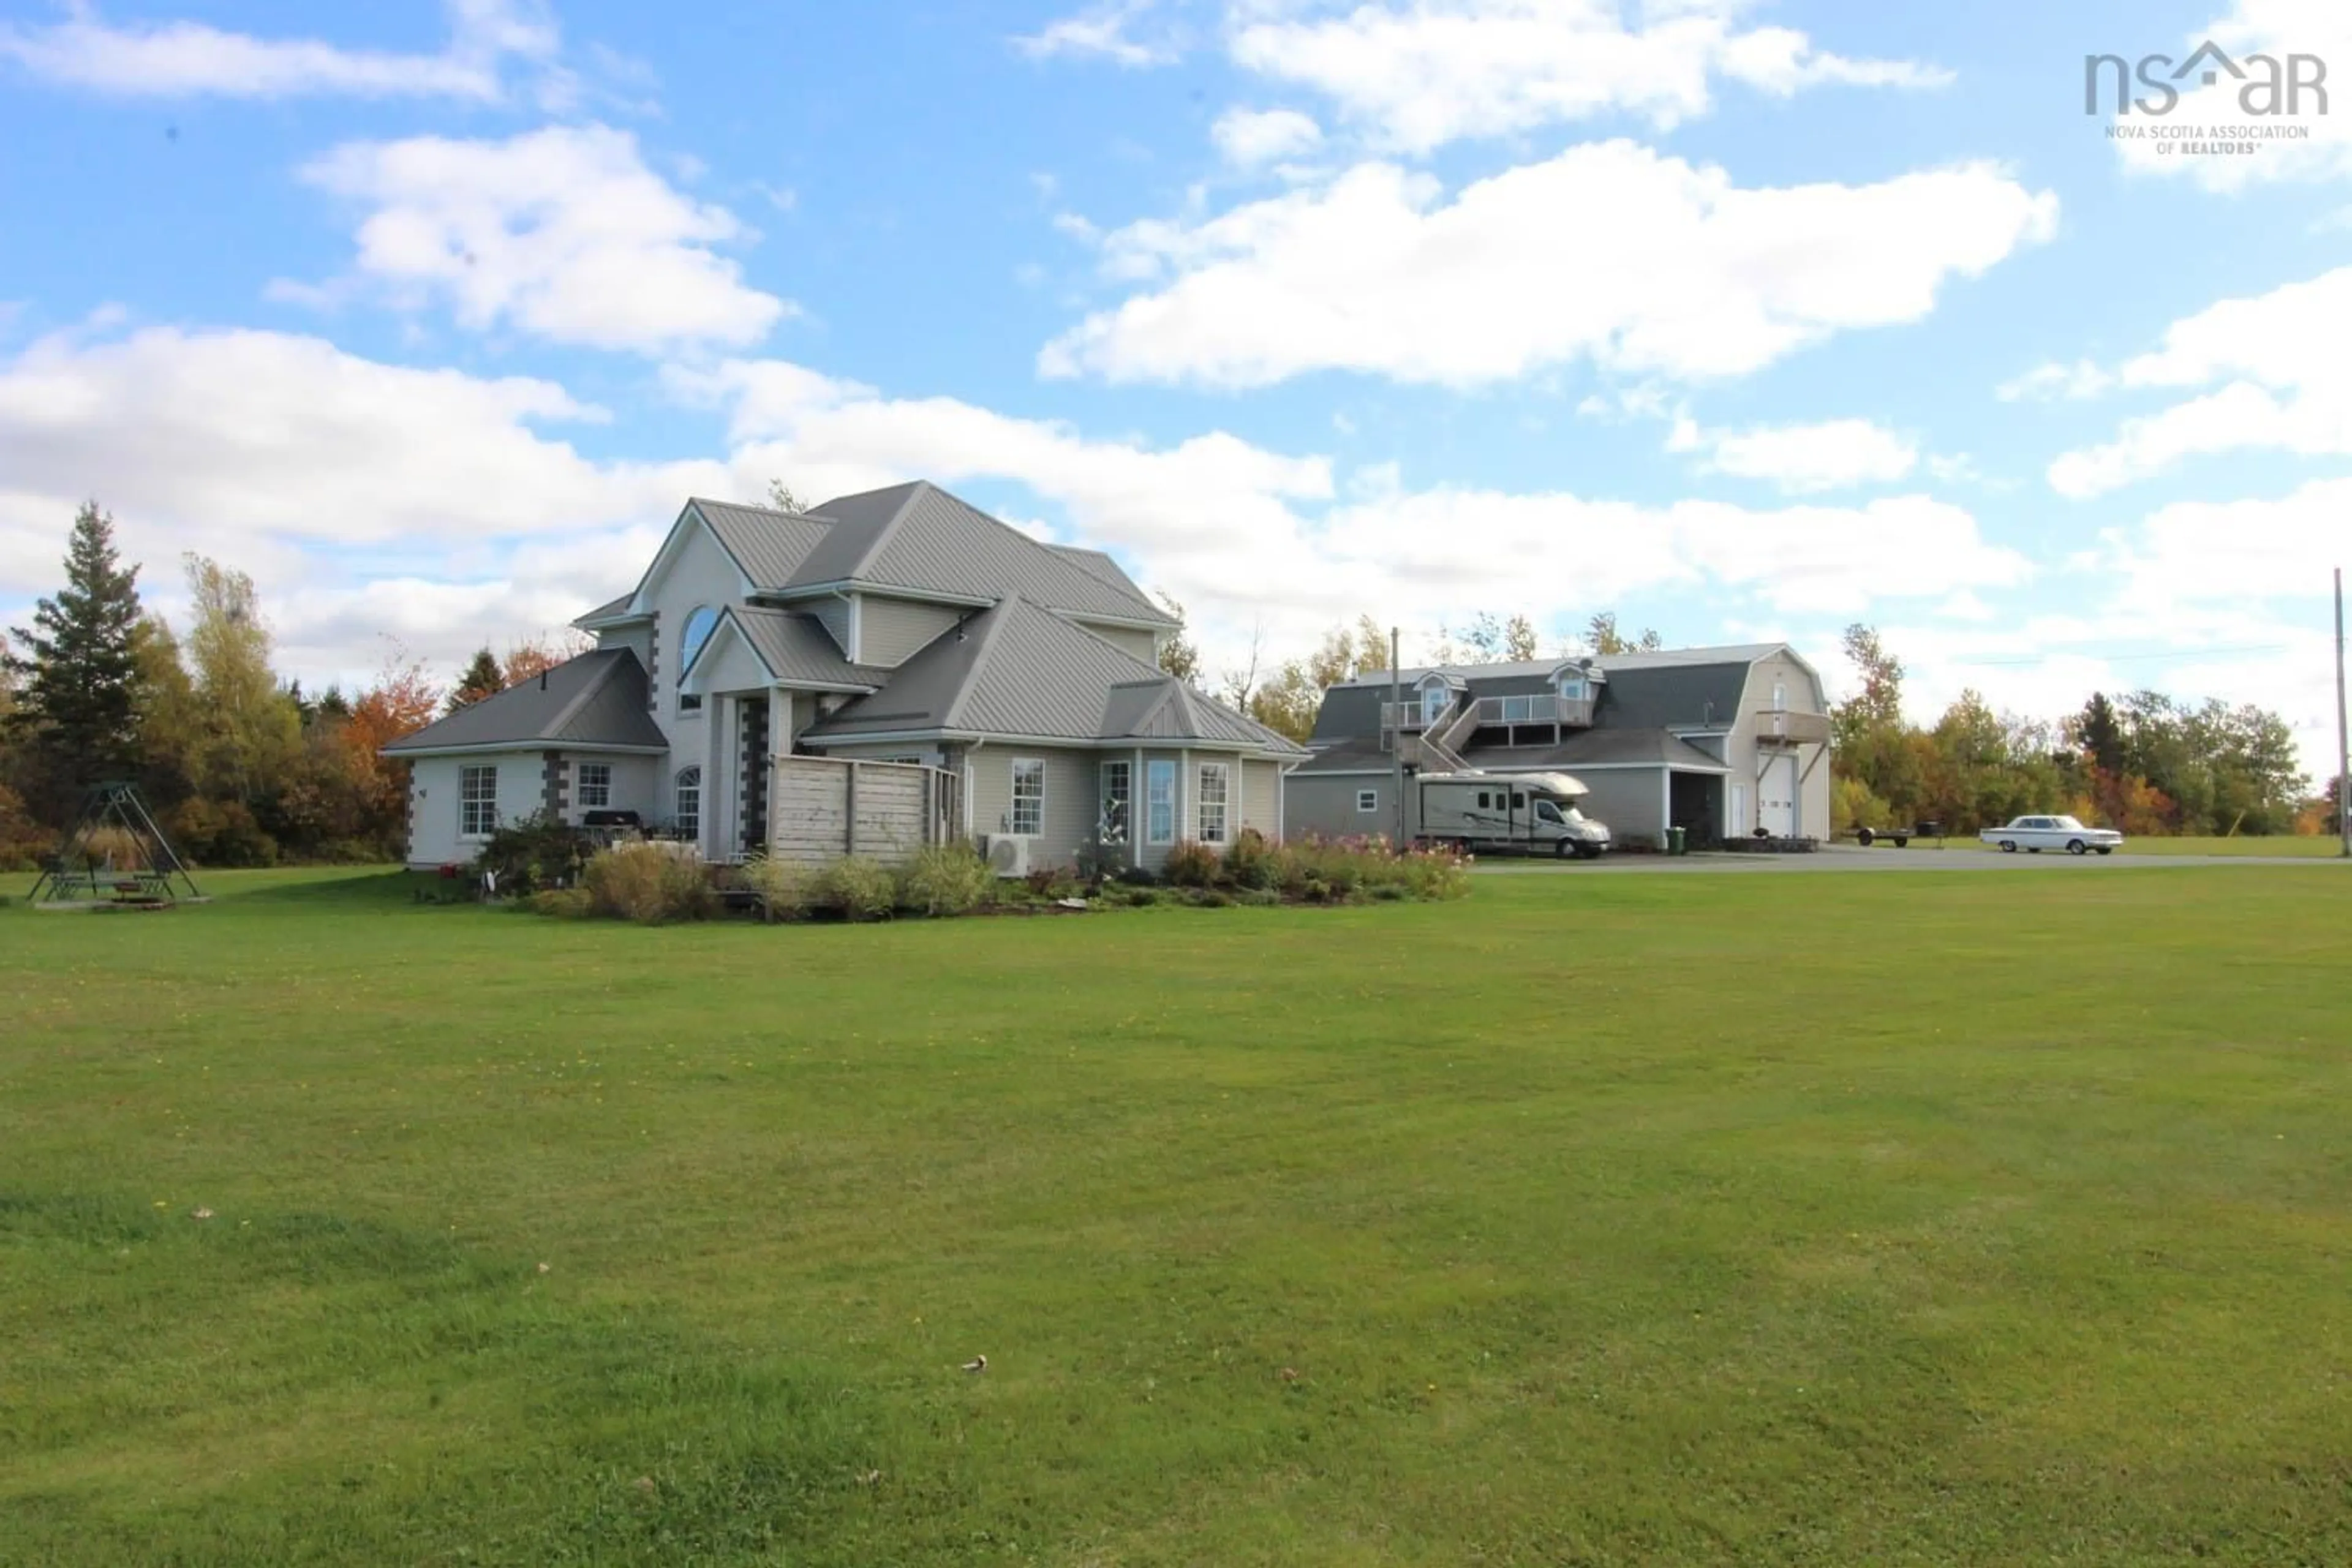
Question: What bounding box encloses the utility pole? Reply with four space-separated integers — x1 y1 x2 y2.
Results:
1392 627 1406 850
2335 567 2348 858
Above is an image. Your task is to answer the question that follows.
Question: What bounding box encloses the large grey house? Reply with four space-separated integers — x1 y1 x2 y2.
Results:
1284 646 1833 850
384 481 1305 871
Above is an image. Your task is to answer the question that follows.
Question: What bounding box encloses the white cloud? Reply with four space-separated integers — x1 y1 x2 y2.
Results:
285 124 790 355
1212 107 1324 166
1997 359 2114 401
673 356 2032 671
0 0 560 103
2094 475 2352 608
0 325 2034 707
1227 0 1950 153
2045 265 2352 496
2108 0 2350 189
1670 415 1919 492
0 325 722 555
1014 1 1180 67
1042 141 2057 389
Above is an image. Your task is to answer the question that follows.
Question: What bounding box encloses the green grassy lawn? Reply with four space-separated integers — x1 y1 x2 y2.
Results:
4 865 2350 1566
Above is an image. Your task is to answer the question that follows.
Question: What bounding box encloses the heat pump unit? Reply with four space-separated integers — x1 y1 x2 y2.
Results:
986 835 1032 878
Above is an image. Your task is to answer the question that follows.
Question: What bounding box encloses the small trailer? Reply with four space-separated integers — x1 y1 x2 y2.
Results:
1415 771 1612 859
1853 820 1942 848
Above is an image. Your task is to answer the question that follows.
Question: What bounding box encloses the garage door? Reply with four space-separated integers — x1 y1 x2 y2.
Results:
1759 754 1796 837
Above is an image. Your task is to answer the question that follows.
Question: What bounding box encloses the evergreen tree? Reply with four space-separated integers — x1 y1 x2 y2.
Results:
2076 692 2125 775
447 647 507 713
2 502 146 816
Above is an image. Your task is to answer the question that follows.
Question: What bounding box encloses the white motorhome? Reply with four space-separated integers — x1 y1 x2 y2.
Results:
1415 771 1611 858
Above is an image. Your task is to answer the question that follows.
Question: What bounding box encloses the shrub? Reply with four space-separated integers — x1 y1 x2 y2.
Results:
584 841 712 924
523 888 595 919
1393 844 1471 902
1221 827 1277 890
1161 839 1219 888
80 823 153 871
162 796 277 867
0 783 45 872
739 853 812 922
1117 865 1158 888
1023 866 1060 899
816 856 896 922
475 812 590 894
897 844 992 917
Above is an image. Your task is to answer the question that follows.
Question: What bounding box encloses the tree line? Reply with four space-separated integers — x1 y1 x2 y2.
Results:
1830 625 2330 838
0 503 575 869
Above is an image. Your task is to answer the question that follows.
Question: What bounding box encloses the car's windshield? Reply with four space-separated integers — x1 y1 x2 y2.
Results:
1534 800 1562 824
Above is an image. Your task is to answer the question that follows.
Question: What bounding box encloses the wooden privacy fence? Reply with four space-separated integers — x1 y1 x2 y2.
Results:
769 756 962 867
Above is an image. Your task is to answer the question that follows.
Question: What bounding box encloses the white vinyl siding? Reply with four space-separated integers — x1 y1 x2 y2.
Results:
1240 759 1278 839
1146 760 1176 845
1074 622 1159 663
1010 759 1046 837
459 765 499 839
968 748 1096 868
810 596 854 658
861 596 963 666
1197 763 1229 844
576 762 611 809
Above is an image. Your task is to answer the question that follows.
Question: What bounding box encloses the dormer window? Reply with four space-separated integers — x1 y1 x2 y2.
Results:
1556 671 1588 702
1418 674 1454 727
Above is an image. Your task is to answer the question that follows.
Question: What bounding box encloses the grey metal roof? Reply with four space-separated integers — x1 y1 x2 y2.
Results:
573 592 639 627
786 481 1178 626
382 649 668 755
1049 543 1153 606
692 498 835 587
804 595 1302 753
722 606 889 689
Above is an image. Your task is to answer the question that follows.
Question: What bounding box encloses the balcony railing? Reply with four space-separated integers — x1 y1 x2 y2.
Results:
1754 709 1831 745
1384 694 1596 734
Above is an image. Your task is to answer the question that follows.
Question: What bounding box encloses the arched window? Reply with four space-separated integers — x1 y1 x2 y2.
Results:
674 767 702 839
679 606 720 673
676 606 720 714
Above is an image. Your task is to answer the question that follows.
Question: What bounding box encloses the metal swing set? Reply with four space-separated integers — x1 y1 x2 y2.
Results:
25 782 205 910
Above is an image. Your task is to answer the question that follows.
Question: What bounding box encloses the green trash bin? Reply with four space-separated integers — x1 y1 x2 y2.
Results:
1667 826 1687 856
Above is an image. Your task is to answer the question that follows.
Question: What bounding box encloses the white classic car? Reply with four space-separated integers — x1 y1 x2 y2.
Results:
1980 815 2124 855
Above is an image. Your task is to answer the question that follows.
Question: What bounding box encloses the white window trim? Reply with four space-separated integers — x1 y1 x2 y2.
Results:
675 766 703 837
1356 789 1379 813
576 761 612 810
1009 757 1046 838
1197 761 1230 844
1145 758 1177 846
459 764 499 840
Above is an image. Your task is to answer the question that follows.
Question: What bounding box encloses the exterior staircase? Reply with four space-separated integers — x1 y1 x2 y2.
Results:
1416 698 1480 772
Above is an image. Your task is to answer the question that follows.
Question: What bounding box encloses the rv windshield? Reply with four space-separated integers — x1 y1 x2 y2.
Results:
1534 799 1580 826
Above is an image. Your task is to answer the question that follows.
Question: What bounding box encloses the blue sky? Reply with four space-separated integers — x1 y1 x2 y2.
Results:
1 0 2346 774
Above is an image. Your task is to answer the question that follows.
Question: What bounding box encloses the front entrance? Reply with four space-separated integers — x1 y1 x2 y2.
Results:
1758 753 1797 837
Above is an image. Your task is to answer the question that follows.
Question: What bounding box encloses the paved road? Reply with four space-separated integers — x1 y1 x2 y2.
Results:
1474 846 2350 874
